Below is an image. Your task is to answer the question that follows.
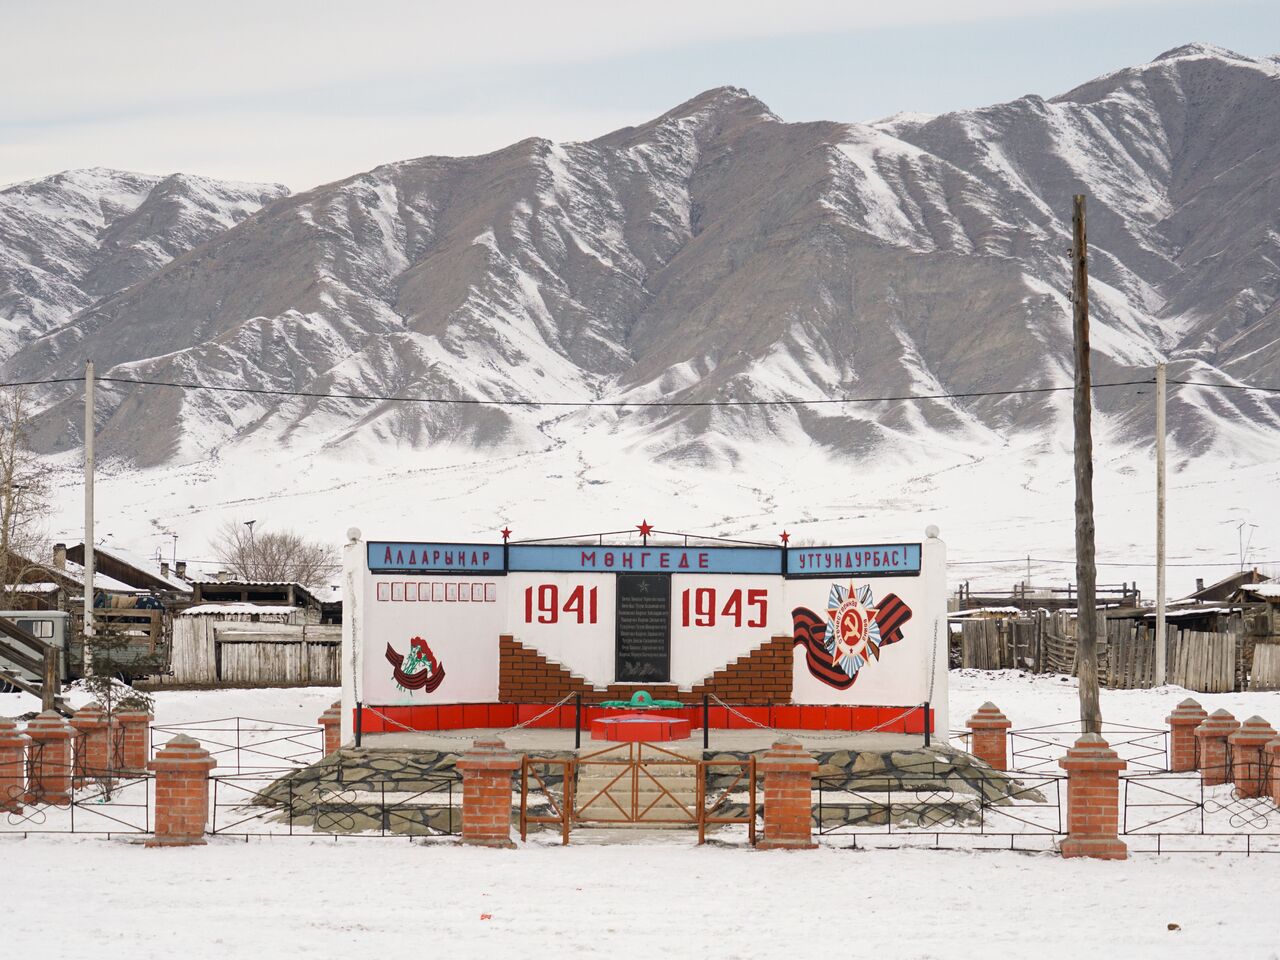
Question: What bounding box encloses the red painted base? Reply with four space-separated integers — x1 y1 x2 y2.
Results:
355 703 933 735
590 712 693 742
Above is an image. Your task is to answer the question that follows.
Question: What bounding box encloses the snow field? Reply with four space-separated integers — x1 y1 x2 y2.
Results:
2 673 1278 959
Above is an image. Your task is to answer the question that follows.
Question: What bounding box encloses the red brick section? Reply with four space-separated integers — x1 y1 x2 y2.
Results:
0 719 29 813
1228 716 1277 798
499 634 794 705
146 735 217 847
1194 709 1239 786
24 711 73 806
1166 698 1207 772
457 738 520 848
1266 737 1280 806
319 701 342 755
112 709 153 773
688 636 794 705
499 635 597 703
70 703 110 786
756 738 818 850
966 702 1012 770
1058 733 1128 860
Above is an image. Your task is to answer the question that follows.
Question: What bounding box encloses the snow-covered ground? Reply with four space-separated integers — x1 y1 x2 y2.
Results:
37 408 1280 601
2 673 1279 960
3 836 1276 960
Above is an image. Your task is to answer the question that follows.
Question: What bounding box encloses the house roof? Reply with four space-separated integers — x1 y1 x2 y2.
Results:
1181 568 1265 602
58 560 140 594
180 602 304 617
5 547 139 595
66 542 192 592
1241 581 1280 600
190 579 319 604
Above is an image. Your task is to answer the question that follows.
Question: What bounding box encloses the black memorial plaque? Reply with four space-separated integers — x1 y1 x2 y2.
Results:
614 574 671 683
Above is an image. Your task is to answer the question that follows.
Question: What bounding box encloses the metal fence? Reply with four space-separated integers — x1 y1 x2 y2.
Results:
815 770 1066 852
208 771 461 839
1121 768 1280 854
150 717 324 774
3 716 459 841
950 722 1169 775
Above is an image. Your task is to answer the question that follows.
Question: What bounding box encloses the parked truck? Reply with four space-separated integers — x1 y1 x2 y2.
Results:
0 601 170 697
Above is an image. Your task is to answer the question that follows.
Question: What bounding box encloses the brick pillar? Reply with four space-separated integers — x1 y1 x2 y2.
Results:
1266 737 1280 806
1058 733 1127 860
113 709 153 773
0 719 29 813
146 735 217 847
757 738 818 850
319 701 342 756
1228 716 1276 798
457 739 520 848
1165 698 1207 772
24 711 73 806
70 703 110 786
966 702 1012 770
1194 709 1239 786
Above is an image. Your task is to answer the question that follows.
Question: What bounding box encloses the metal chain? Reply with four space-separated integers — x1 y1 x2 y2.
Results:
928 616 939 703
707 695 921 741
362 694 577 742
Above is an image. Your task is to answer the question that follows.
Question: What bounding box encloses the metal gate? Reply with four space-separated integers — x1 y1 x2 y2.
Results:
519 742 756 844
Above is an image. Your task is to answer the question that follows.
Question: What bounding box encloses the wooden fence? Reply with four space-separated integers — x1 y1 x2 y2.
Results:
958 612 1251 693
1250 643 1280 691
170 617 340 686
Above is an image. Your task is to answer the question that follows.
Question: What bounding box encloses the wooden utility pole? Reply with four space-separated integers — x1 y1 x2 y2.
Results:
1071 195 1101 734
84 360 95 676
1155 361 1167 685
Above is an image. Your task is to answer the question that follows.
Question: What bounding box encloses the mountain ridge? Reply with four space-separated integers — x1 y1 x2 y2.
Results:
1 45 1277 519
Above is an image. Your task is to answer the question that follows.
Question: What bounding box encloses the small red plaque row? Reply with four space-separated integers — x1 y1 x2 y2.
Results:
354 703 932 735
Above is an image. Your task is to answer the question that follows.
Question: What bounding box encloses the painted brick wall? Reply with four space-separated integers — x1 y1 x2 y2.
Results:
688 635 793 705
498 634 794 704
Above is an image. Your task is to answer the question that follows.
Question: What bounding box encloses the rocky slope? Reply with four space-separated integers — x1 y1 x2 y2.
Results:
0 168 288 359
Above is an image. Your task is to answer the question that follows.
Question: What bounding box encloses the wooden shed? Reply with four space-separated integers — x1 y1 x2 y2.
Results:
169 602 339 687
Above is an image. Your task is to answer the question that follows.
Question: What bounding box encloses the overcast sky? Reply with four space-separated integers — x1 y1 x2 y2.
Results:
3 0 1277 192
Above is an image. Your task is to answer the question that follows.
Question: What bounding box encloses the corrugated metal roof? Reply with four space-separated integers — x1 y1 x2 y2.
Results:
188 583 308 591
180 603 304 617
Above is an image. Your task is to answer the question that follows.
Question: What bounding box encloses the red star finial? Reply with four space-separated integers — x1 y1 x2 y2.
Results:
636 519 654 539
779 530 790 545
500 527 512 542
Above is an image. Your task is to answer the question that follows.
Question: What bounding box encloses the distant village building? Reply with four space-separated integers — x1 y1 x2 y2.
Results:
2 543 140 611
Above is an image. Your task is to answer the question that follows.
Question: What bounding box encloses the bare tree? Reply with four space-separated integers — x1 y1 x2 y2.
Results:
212 521 336 590
0 387 50 608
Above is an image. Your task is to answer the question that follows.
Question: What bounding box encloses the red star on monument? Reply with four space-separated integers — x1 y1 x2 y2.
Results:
779 530 791 545
500 527 512 541
636 519 654 538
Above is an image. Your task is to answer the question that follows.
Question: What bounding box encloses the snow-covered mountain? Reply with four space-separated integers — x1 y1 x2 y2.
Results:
0 168 288 359
4 44 1279 585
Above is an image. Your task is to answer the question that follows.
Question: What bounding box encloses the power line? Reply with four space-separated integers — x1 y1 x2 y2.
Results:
1171 378 1280 395
951 556 1277 568
7 375 1280 409
0 374 1160 408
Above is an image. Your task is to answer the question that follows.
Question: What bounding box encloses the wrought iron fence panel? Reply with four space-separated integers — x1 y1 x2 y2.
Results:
208 772 461 839
1007 723 1168 774
1122 772 1278 837
2 773 152 835
815 771 1066 839
151 717 324 773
